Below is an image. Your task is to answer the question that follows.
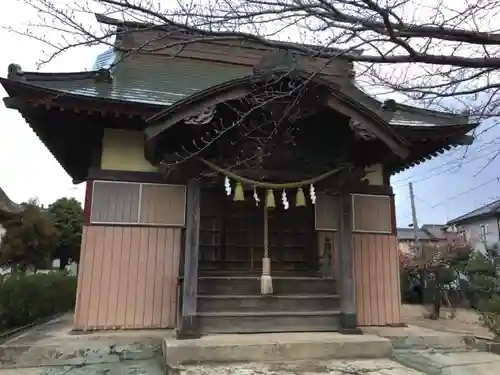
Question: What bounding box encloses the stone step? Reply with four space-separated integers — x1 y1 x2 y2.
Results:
197 294 341 312
164 332 392 367
197 310 342 334
198 276 337 295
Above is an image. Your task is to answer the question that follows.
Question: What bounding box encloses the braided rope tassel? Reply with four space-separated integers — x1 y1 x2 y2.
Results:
261 206 273 295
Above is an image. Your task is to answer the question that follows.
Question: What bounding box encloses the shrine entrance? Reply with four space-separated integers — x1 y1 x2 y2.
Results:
199 187 317 275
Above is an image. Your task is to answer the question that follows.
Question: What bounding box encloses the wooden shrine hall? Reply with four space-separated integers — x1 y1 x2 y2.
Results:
0 14 479 337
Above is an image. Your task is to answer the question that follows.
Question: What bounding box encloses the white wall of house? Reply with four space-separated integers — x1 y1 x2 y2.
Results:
457 216 500 253
0 224 5 245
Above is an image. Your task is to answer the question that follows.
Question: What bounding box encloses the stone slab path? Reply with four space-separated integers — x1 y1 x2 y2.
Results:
0 359 164 374
401 304 494 339
394 348 500 375
176 359 425 375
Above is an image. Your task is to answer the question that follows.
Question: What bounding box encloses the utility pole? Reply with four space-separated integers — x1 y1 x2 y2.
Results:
409 182 420 248
409 182 426 307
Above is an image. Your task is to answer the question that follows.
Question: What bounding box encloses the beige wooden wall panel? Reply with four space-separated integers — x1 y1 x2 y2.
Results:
140 184 186 226
74 225 182 330
101 129 158 172
315 194 339 231
352 194 392 233
353 233 402 326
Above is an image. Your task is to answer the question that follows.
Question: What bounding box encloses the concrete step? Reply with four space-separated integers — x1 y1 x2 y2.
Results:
198 276 337 295
173 359 428 375
197 294 340 312
197 310 341 334
163 332 393 367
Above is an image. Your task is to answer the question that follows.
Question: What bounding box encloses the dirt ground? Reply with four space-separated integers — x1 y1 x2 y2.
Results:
401 304 495 339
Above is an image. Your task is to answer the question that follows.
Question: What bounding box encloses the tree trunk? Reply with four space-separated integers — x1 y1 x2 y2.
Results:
59 256 69 271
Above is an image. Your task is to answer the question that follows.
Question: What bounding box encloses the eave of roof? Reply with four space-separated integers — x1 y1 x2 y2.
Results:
0 187 24 215
143 70 411 160
4 61 474 132
5 56 253 106
0 76 164 117
346 85 470 127
1 70 479 178
447 198 500 225
397 226 447 241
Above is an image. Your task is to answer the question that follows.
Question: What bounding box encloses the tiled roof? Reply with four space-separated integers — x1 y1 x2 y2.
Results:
421 224 446 240
347 85 470 128
0 187 23 214
4 50 472 130
397 228 433 241
447 198 500 225
397 225 446 241
10 54 252 106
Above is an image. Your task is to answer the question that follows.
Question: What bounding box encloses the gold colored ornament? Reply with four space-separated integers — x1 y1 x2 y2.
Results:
265 189 276 209
233 182 245 201
295 187 306 207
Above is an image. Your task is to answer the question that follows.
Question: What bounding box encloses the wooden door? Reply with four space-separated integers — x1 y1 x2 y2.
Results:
199 188 317 273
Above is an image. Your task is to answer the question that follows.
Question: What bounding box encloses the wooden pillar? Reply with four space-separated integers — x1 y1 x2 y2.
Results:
338 189 361 333
177 179 201 339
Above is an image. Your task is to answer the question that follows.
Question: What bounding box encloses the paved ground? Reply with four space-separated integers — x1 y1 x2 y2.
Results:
0 359 165 374
401 304 494 339
1 308 500 374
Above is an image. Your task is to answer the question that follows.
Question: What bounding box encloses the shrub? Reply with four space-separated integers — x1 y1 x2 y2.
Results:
0 272 77 330
478 295 500 339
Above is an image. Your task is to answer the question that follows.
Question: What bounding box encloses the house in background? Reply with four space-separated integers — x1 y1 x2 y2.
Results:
397 224 464 256
447 199 500 251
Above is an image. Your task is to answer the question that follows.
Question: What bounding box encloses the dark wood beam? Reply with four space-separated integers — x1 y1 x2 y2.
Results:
177 179 201 339
338 188 362 334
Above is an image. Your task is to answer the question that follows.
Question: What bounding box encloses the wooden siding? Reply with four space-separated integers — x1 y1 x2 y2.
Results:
74 226 182 330
352 194 392 233
353 233 402 326
101 129 158 172
316 231 402 326
90 181 186 226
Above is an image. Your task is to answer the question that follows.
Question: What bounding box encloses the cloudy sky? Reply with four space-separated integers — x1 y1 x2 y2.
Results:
0 0 499 227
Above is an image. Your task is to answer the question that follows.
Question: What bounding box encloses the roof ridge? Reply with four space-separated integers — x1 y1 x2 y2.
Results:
94 14 363 56
447 197 500 224
350 84 469 122
6 63 109 83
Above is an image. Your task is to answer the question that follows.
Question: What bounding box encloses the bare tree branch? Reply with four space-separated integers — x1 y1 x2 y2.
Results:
4 0 500 167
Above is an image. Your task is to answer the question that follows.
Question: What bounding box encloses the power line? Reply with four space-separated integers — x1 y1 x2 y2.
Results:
392 138 500 188
398 175 500 220
427 176 500 209
414 195 433 208
393 136 500 184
